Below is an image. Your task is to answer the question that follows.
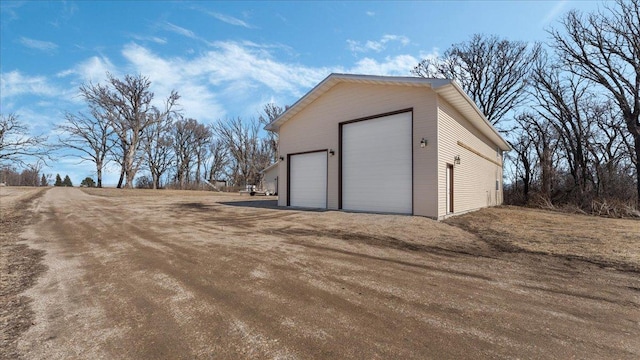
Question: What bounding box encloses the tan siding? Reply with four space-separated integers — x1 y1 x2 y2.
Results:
263 164 278 194
413 93 439 218
437 97 504 218
278 82 439 216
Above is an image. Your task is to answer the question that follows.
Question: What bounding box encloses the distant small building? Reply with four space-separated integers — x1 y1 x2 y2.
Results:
260 162 278 195
212 179 227 189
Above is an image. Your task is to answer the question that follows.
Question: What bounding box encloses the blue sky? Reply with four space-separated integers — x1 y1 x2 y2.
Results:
1 0 602 185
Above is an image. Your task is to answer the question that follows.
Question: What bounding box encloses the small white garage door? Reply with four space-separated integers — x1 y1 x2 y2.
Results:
342 111 412 214
289 151 327 208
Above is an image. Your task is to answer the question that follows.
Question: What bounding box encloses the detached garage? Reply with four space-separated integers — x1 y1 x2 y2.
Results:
266 73 511 219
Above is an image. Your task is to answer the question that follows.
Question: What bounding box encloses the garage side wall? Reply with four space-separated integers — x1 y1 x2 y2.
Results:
437 97 504 218
263 165 278 195
278 82 439 216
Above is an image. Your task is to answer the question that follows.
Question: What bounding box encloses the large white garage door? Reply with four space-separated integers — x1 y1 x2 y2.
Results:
342 112 412 214
289 151 327 208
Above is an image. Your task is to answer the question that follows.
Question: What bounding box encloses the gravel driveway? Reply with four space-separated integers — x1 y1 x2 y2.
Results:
6 187 640 359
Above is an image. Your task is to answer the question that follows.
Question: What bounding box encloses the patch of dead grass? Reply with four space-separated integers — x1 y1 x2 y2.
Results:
0 187 48 358
80 187 244 199
446 205 640 271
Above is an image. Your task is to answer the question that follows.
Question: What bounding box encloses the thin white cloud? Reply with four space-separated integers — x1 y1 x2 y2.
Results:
541 0 568 26
348 54 420 76
161 22 214 46
57 55 116 83
121 43 226 121
130 34 167 44
163 22 197 39
192 41 328 96
6 106 61 131
0 1 24 23
366 11 375 17
19 37 58 52
116 41 338 120
275 13 287 23
21 39 426 132
118 41 424 120
0 70 60 99
240 40 291 51
346 40 363 53
49 1 78 28
347 34 410 53
206 11 253 28
121 44 179 84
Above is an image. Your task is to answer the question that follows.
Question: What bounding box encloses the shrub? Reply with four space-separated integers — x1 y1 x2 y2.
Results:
80 177 96 188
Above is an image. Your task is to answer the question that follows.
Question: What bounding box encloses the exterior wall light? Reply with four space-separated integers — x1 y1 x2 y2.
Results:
454 155 461 165
279 156 284 161
420 138 427 148
329 149 335 156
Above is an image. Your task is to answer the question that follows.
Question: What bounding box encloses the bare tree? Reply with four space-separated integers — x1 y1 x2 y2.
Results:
80 74 179 188
214 117 269 187
206 139 229 183
530 62 596 197
57 107 115 188
142 100 179 189
0 166 20 185
110 136 128 188
508 131 537 204
171 118 211 189
193 122 212 186
513 112 558 201
0 113 49 166
172 118 196 189
588 101 635 198
142 123 174 189
412 34 541 126
507 53 635 211
258 103 286 163
0 161 45 186
21 161 45 186
550 0 640 207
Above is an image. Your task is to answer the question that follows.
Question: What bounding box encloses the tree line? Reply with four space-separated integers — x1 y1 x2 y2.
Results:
1 77 282 191
56 74 283 190
0 162 48 187
413 0 639 215
0 164 76 188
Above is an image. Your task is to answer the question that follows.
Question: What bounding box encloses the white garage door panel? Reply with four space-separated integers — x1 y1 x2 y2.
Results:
343 112 412 214
290 151 327 208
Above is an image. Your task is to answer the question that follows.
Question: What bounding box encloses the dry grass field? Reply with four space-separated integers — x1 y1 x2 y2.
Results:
1 186 639 359
446 206 640 272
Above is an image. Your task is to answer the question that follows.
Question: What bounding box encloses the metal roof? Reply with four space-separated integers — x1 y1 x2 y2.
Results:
265 73 511 151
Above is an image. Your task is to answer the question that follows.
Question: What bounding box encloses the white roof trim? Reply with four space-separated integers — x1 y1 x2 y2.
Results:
265 73 511 151
260 161 279 173
431 81 511 151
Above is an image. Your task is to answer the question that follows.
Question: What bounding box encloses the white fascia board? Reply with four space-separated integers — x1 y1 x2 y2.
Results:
264 73 437 132
433 81 512 152
260 161 279 174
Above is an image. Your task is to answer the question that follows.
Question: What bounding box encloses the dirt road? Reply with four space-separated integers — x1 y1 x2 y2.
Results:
11 187 640 358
